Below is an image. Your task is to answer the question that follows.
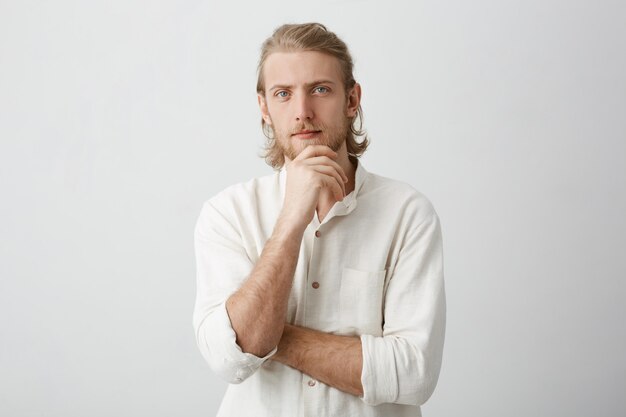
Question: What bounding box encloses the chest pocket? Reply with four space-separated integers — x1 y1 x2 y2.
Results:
338 267 386 336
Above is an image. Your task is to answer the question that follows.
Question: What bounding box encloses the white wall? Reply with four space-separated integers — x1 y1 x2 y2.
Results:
1 0 625 416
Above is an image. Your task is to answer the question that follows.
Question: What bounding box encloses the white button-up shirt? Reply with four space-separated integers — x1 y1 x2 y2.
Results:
193 158 446 417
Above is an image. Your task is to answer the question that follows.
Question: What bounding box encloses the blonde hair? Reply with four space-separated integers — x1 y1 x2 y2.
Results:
256 22 369 170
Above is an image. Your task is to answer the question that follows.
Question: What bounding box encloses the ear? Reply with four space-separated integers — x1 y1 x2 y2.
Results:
346 82 362 118
258 94 272 125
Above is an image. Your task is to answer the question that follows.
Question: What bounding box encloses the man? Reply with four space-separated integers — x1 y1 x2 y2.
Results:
193 22 446 416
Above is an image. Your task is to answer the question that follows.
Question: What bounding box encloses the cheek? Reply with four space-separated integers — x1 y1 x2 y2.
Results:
268 105 291 125
329 105 348 124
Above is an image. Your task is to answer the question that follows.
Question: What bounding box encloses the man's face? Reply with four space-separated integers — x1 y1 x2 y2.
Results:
258 51 359 162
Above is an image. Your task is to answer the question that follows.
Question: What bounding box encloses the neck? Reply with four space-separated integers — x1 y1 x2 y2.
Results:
340 152 357 197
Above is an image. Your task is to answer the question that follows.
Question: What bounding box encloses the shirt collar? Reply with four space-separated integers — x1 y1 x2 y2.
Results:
278 155 368 213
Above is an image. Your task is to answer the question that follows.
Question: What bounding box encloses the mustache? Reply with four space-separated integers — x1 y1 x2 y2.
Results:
290 123 324 135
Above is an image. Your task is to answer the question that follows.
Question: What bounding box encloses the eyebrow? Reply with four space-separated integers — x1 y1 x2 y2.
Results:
268 79 336 92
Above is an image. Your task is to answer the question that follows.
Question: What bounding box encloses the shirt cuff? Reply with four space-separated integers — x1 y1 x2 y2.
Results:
359 333 399 405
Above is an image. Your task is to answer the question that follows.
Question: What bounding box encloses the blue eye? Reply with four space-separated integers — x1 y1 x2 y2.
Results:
314 86 329 93
276 91 289 98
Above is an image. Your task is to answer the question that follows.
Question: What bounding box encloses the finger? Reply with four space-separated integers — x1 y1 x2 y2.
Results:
311 165 346 197
301 156 348 183
294 145 337 161
320 172 345 201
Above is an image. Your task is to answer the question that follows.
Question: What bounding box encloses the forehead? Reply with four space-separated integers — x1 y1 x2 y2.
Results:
263 50 343 87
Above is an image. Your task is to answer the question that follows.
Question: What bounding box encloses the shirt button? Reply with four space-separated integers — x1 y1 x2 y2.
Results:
308 380 316 387
312 282 319 289
315 230 321 237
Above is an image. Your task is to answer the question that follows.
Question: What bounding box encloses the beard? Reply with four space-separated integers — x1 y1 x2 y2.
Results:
271 114 352 161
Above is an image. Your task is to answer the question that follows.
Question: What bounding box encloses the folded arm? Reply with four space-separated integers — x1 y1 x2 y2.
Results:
270 323 363 397
193 201 305 383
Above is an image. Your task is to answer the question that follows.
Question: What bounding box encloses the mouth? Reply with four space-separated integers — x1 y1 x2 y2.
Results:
292 130 321 139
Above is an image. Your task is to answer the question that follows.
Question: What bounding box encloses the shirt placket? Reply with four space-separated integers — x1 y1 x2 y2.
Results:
302 214 323 417
301 200 354 417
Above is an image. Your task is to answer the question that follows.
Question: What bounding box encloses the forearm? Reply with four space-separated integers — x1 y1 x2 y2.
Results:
271 323 363 397
225 217 304 357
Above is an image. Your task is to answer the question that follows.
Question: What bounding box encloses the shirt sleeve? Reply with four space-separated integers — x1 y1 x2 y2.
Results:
359 199 446 406
192 200 277 384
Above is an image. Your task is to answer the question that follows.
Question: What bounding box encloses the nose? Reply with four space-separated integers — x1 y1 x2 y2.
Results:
294 93 314 121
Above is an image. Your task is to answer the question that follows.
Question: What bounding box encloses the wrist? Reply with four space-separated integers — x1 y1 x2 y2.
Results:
274 213 307 240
